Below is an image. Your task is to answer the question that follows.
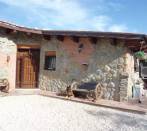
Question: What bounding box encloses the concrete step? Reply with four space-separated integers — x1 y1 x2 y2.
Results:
11 89 40 95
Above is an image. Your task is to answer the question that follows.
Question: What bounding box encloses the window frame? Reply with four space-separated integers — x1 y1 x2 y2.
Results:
44 51 56 71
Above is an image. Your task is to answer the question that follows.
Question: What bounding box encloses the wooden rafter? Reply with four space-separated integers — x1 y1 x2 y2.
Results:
56 35 64 41
72 36 80 43
43 35 51 40
89 37 98 44
110 38 117 46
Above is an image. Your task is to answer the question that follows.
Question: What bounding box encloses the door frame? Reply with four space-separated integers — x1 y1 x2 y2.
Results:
16 44 40 89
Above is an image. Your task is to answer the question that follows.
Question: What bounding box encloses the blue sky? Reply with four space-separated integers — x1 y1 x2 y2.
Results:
0 0 146 33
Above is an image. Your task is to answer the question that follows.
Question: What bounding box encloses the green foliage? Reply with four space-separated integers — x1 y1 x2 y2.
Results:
134 51 145 59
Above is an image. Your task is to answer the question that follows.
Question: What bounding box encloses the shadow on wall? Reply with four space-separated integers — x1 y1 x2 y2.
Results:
84 109 147 130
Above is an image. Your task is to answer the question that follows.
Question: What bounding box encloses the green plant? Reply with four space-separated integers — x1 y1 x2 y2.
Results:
134 51 145 59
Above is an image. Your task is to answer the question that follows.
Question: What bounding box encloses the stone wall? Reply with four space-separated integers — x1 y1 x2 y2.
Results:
39 37 130 101
119 72 129 101
0 35 17 91
0 29 135 101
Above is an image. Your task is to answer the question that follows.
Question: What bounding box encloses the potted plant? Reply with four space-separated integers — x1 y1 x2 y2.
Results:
134 51 145 60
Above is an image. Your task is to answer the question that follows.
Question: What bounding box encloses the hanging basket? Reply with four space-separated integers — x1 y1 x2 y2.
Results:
134 51 145 60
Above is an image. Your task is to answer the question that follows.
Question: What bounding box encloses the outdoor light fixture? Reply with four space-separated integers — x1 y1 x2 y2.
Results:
7 55 10 63
78 43 84 53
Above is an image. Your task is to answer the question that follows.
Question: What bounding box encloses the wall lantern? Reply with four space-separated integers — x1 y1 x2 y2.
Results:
7 55 10 63
78 43 84 53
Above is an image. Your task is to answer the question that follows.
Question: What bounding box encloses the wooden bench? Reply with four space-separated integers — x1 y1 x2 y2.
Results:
0 79 9 93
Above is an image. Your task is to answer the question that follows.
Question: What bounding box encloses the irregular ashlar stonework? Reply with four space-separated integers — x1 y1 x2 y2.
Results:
39 75 67 93
0 29 134 101
119 72 129 101
39 37 129 101
81 65 117 100
0 36 17 91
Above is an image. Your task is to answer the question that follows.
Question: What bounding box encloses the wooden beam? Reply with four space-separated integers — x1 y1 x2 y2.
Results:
17 44 40 49
56 35 64 41
128 45 147 52
72 36 80 43
11 30 17 34
43 35 51 40
5 29 17 34
89 37 98 44
126 39 147 51
26 32 32 36
110 38 117 46
126 43 139 46
45 51 56 56
125 39 140 44
127 45 141 48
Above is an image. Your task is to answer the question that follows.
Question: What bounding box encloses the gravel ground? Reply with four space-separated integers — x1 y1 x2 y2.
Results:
0 95 147 131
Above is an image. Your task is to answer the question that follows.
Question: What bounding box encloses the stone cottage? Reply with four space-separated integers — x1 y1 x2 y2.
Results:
0 21 146 101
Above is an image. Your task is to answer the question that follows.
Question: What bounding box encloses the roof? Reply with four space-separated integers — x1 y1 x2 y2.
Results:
0 21 147 52
0 21 42 34
0 21 146 39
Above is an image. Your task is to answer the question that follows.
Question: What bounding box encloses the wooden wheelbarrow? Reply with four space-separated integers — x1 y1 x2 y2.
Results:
0 79 9 93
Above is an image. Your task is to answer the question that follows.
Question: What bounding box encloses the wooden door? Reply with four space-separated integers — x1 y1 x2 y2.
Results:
16 49 40 88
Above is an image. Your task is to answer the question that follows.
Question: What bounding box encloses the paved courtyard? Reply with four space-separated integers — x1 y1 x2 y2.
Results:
0 95 147 131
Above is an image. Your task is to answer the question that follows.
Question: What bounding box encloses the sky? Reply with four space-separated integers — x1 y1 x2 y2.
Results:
0 0 146 33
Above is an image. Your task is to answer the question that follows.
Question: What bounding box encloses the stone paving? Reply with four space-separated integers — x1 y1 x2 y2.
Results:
0 95 147 131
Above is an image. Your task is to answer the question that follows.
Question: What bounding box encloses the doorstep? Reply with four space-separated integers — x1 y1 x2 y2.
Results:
10 89 40 95
0 89 40 97
40 90 147 114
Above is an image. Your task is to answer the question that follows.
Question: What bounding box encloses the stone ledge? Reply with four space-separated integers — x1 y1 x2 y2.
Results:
40 90 147 115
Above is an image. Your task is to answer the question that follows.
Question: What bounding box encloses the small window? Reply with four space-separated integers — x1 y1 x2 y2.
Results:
44 51 56 70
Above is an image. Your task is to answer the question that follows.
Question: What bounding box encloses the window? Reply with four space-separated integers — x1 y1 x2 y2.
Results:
139 60 147 79
44 51 56 70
